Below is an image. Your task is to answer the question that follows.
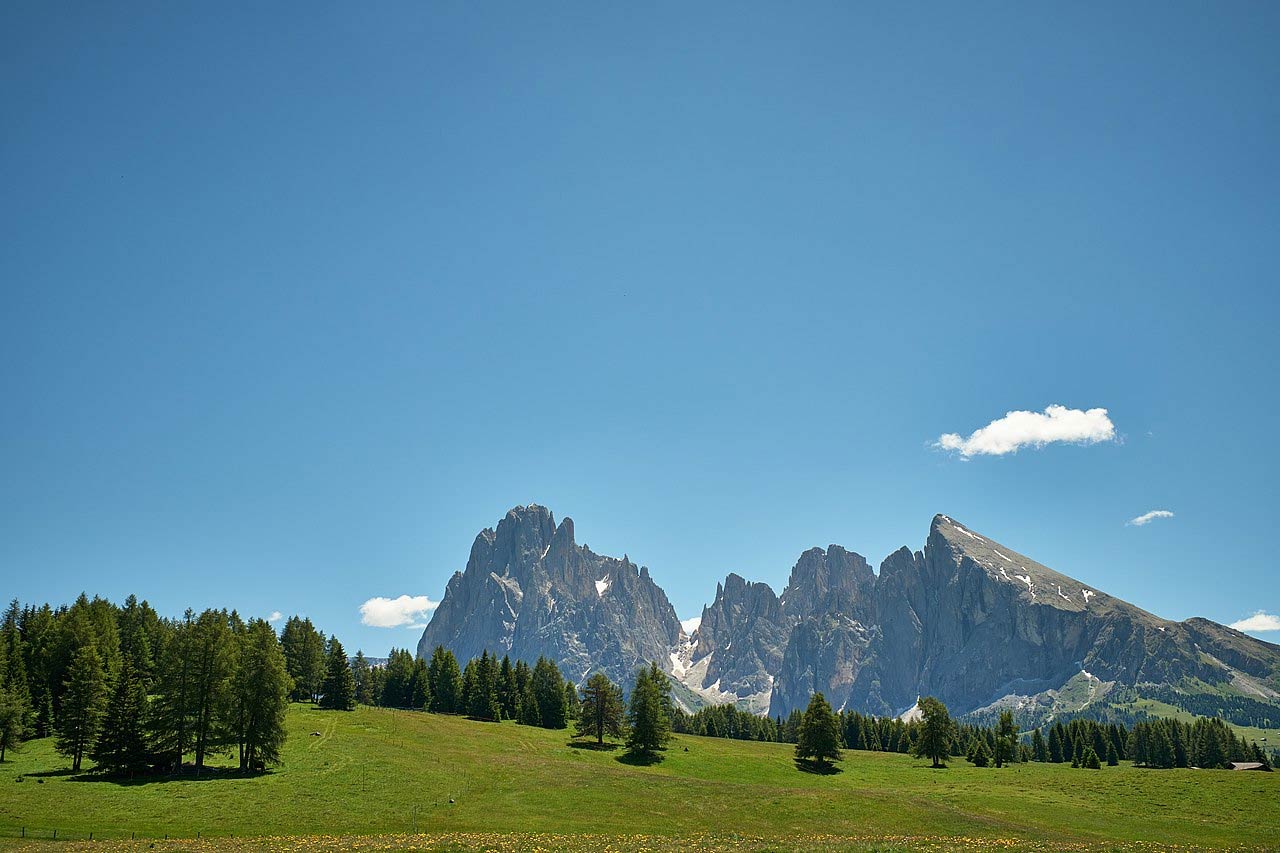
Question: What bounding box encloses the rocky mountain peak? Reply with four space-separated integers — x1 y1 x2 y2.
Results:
419 505 681 687
779 544 875 621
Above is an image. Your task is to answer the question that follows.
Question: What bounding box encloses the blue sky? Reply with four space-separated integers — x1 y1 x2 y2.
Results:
3 2 1278 656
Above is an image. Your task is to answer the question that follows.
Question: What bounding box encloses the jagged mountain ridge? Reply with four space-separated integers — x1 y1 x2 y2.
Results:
419 506 1280 721
417 505 682 686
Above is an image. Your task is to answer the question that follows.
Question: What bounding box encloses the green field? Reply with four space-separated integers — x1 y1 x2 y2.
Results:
1 704 1277 851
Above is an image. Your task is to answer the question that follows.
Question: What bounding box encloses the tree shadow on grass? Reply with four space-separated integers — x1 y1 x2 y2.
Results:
22 768 78 778
68 766 271 786
567 740 620 752
615 750 664 767
793 758 843 775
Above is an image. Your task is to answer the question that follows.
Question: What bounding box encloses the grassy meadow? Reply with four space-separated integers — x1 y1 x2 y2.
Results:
0 704 1277 850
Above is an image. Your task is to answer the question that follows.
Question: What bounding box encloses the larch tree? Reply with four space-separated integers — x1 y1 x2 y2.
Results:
994 710 1018 767
911 696 954 769
574 672 625 745
55 643 108 771
231 618 292 771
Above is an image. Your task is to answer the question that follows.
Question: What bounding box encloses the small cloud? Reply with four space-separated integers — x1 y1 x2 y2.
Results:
935 405 1116 458
267 611 283 623
359 595 439 628
681 616 702 635
1230 612 1280 633
1127 510 1174 527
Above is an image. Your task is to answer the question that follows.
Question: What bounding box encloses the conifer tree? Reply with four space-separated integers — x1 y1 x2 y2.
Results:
574 672 625 745
351 651 375 706
1082 746 1102 769
531 656 568 729
795 692 842 769
994 710 1018 767
516 659 539 726
55 644 108 771
230 618 292 770
189 609 237 770
280 617 327 703
498 655 518 720
149 610 196 770
468 651 501 721
0 686 30 763
971 738 991 767
409 657 431 710
911 696 953 768
1031 728 1048 762
318 638 356 711
90 654 150 775
1106 740 1119 766
564 679 580 721
625 663 672 757
427 646 463 713
381 648 414 708
460 658 477 714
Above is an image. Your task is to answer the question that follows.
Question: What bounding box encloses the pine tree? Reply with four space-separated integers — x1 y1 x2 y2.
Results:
90 654 150 775
1048 724 1065 763
625 663 673 758
230 619 292 771
318 638 356 711
972 739 991 767
381 648 414 708
149 610 196 770
55 644 108 771
280 617 326 703
1150 723 1175 769
351 652 375 706
911 697 953 769
498 655 518 720
426 646 463 713
531 657 568 729
794 692 842 769
409 657 431 711
994 710 1017 768
460 659 477 714
1031 728 1048 762
468 651 501 721
564 679 580 721
0 685 30 763
1082 746 1102 769
189 609 236 770
574 672 625 745
516 660 539 726
1106 740 1119 766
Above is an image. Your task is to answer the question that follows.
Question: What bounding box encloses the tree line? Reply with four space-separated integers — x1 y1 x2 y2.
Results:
0 596 361 775
676 691 1272 772
349 642 677 760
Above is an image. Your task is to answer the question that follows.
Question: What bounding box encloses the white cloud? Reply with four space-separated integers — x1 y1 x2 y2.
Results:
1127 509 1174 527
935 405 1116 458
359 595 439 628
267 611 283 623
681 616 702 635
1230 612 1280 633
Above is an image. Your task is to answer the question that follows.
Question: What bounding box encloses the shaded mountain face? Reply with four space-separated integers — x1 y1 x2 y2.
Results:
417 505 682 686
420 507 1280 723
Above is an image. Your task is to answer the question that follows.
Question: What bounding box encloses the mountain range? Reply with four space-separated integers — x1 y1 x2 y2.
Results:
418 505 1280 724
